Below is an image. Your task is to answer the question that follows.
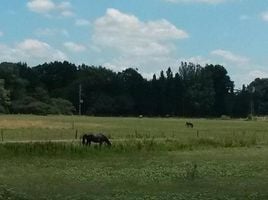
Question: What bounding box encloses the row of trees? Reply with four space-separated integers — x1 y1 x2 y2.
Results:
0 61 266 117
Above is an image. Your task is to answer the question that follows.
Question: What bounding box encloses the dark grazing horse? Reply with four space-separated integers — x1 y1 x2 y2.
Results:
81 133 112 147
185 122 194 128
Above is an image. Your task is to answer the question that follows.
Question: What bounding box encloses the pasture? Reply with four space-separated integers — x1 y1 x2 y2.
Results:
0 115 268 199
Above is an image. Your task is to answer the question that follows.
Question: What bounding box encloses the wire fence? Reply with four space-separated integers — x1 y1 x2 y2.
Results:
0 127 267 146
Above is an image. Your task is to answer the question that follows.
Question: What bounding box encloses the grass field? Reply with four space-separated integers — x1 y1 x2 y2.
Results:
0 115 268 199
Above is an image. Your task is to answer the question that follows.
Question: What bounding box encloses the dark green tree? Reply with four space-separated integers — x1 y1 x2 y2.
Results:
0 79 10 113
204 64 234 116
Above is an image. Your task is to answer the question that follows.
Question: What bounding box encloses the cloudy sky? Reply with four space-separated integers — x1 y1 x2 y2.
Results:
0 0 268 88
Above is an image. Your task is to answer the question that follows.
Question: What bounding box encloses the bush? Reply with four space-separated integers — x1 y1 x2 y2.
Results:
11 96 75 115
49 98 75 115
246 114 257 121
0 105 7 114
220 115 231 120
11 97 50 115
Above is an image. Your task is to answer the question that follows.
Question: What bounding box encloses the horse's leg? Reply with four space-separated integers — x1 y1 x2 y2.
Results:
82 136 86 145
99 141 103 148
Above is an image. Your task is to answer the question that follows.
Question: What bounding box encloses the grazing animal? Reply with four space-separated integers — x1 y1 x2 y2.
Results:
185 122 194 128
81 133 112 147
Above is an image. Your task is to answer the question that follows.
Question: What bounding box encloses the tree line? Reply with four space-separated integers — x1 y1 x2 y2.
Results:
0 61 266 117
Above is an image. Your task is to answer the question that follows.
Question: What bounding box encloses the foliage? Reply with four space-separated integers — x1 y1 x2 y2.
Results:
0 79 10 113
0 61 266 116
10 96 74 115
50 98 76 115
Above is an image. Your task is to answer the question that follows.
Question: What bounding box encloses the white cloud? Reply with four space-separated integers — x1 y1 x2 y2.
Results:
176 51 259 88
164 0 227 4
211 49 249 65
233 70 268 88
261 11 268 21
60 10 74 17
63 42 86 52
58 1 72 10
75 19 91 26
35 28 56 36
208 49 267 87
58 2 74 17
180 56 211 66
27 0 74 17
0 39 67 65
34 28 69 37
102 62 123 72
92 8 188 72
248 70 268 79
27 0 55 13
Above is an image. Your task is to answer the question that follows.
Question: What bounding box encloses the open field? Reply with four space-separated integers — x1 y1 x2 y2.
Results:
1 115 268 145
0 115 268 199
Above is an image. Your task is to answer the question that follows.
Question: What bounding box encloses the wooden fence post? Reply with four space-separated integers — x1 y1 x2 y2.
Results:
1 129 3 142
135 129 138 138
72 120 75 130
75 129 78 140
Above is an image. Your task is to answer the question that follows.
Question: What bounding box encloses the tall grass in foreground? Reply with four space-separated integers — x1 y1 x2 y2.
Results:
0 134 258 157
0 186 28 200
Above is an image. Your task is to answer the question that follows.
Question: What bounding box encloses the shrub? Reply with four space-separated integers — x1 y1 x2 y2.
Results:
221 115 231 120
11 96 75 115
49 98 75 115
247 114 257 121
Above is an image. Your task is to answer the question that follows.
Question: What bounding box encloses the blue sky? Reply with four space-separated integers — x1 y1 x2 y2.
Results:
0 0 268 88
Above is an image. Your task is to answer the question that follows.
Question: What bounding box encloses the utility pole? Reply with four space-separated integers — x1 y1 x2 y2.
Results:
250 86 255 117
79 84 83 115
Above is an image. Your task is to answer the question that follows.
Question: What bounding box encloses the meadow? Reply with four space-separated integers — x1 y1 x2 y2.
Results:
0 115 268 200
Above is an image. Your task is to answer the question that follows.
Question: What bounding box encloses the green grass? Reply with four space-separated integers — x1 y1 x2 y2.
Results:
1 115 268 144
1 147 268 200
0 115 268 199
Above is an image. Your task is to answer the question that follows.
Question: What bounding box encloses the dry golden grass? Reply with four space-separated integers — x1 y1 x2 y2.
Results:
0 119 73 129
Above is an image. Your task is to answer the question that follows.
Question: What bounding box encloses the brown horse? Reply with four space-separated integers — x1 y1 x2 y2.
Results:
81 133 111 147
185 122 194 128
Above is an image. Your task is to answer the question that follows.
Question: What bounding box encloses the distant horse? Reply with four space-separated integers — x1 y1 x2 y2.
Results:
185 122 194 128
81 133 112 147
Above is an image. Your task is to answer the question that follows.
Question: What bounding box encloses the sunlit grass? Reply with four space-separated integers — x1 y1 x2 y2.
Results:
0 115 268 145
0 115 268 199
